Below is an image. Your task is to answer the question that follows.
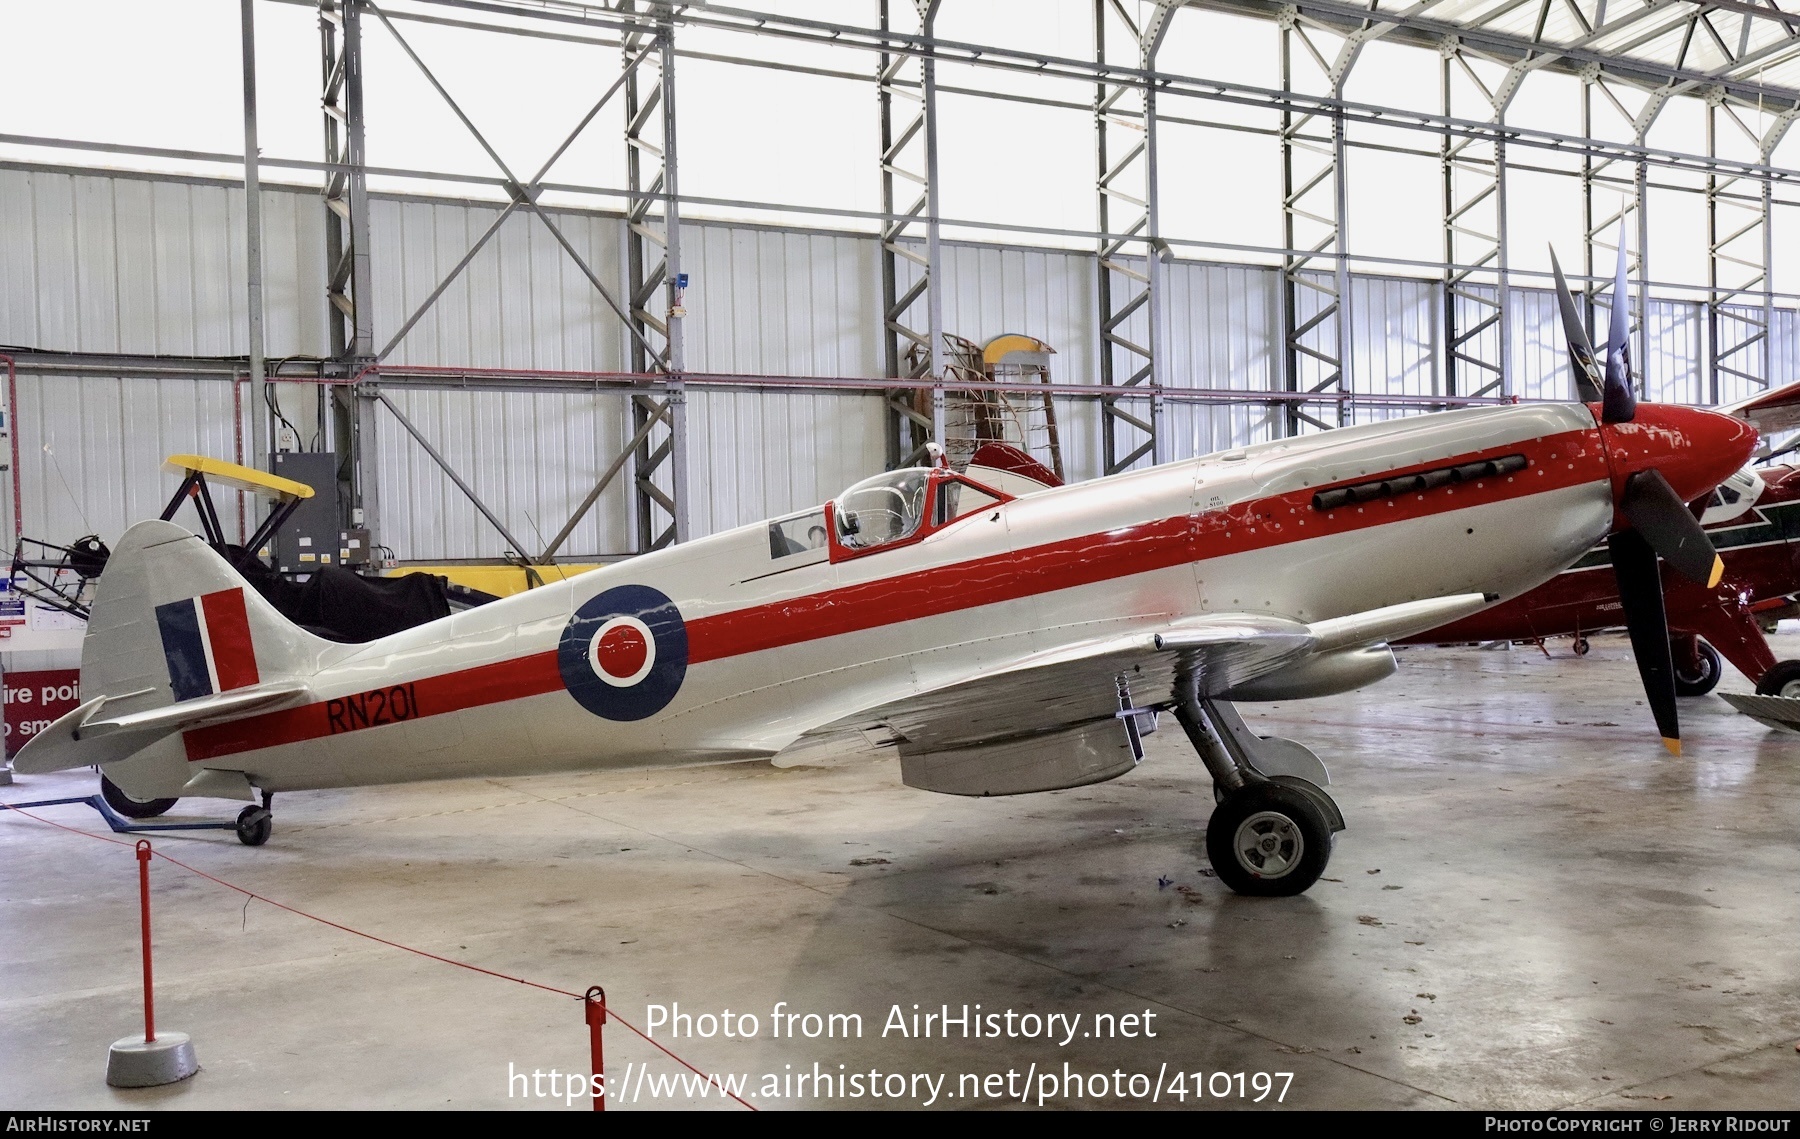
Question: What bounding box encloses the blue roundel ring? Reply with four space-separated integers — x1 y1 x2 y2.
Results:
557 584 689 721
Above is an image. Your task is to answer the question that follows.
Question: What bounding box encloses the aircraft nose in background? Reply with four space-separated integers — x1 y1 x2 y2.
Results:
1599 404 1759 505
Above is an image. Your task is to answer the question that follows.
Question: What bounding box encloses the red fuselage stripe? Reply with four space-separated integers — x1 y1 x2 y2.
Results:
182 427 1608 762
186 651 563 761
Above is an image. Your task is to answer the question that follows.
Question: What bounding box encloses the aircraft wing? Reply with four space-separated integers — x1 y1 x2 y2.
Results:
1717 376 1800 436
846 612 1314 755
773 593 1490 792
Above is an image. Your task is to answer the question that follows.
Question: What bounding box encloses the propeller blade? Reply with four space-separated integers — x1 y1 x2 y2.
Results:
1601 231 1638 423
1550 248 1605 403
1608 528 1682 755
1605 233 1630 361
1620 469 1725 587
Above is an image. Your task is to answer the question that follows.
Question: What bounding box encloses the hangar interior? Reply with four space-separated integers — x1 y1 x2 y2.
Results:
12 0 1800 561
1 0 1796 1113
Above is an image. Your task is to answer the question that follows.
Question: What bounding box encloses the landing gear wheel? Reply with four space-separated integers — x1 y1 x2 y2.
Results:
100 776 177 820
1673 640 1723 698
1205 782 1334 897
1572 636 1591 657
1754 659 1800 699
235 806 273 846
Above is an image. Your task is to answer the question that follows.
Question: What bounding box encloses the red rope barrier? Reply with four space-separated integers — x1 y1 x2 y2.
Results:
1 800 756 1110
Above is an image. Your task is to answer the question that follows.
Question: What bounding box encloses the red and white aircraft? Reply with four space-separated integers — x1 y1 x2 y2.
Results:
12 259 1758 896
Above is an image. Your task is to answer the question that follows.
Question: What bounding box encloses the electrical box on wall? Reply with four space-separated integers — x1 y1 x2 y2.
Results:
271 452 342 575
338 528 372 567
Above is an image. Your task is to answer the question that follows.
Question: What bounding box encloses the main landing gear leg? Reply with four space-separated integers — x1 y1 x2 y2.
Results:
236 790 273 847
1173 675 1342 897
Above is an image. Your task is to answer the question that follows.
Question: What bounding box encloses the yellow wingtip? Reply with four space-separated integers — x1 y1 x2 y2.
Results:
1707 555 1724 589
1662 736 1682 756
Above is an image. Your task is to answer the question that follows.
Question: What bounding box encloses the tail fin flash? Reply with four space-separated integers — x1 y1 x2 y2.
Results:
13 520 329 784
156 587 263 700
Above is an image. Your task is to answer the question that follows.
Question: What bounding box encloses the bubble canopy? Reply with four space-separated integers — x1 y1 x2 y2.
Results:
833 468 931 550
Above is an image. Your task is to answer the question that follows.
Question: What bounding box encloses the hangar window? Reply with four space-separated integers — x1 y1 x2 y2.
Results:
834 469 930 550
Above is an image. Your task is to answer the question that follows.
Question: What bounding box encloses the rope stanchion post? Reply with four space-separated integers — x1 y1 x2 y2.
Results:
105 839 197 1088
585 986 606 1112
137 840 154 1042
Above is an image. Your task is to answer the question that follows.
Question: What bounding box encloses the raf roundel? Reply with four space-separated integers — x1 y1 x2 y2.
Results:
557 585 689 721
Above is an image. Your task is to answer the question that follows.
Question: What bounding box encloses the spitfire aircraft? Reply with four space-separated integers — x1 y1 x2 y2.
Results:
11 249 1758 897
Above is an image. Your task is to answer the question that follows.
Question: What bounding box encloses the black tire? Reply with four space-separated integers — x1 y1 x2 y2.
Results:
235 806 273 847
1205 782 1334 897
1755 658 1800 699
1673 640 1723 698
100 775 177 820
1572 636 1591 657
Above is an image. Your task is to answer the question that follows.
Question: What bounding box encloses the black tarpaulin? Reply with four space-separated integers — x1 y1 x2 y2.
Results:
231 553 452 643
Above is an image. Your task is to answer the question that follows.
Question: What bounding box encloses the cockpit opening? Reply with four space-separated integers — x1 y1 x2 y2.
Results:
769 509 829 559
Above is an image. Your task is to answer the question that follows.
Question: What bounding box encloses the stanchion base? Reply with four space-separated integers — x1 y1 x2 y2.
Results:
106 1032 198 1088
0 767 13 786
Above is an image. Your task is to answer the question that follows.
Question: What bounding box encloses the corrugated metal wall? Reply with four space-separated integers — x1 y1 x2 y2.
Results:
1164 261 1284 456
0 167 326 357
1074 256 1285 469
1643 299 1706 406
682 224 888 537
1346 274 1441 424
1510 288 1574 403
0 167 320 543
12 374 247 545
3 165 1794 559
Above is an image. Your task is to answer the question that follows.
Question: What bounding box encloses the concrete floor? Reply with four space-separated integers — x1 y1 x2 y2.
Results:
2 632 1796 1111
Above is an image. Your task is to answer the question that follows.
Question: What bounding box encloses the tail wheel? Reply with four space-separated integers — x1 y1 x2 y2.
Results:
100 776 178 820
1572 636 1591 656
1673 640 1723 698
1205 782 1334 897
1754 659 1800 699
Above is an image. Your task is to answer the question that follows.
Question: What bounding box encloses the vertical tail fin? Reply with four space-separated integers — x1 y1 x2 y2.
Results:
82 520 336 719
12 520 335 784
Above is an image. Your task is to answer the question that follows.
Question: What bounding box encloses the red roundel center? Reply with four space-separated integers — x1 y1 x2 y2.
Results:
595 624 649 680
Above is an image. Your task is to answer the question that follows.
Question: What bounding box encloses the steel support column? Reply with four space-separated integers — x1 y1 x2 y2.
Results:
877 0 944 469
1440 42 1519 400
1278 5 1358 434
1580 70 1667 396
1094 0 1177 473
242 0 269 485
320 0 376 541
624 2 687 549
1707 98 1797 402
354 1 680 562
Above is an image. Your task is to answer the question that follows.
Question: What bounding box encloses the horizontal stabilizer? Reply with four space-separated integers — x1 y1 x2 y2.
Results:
12 681 310 774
